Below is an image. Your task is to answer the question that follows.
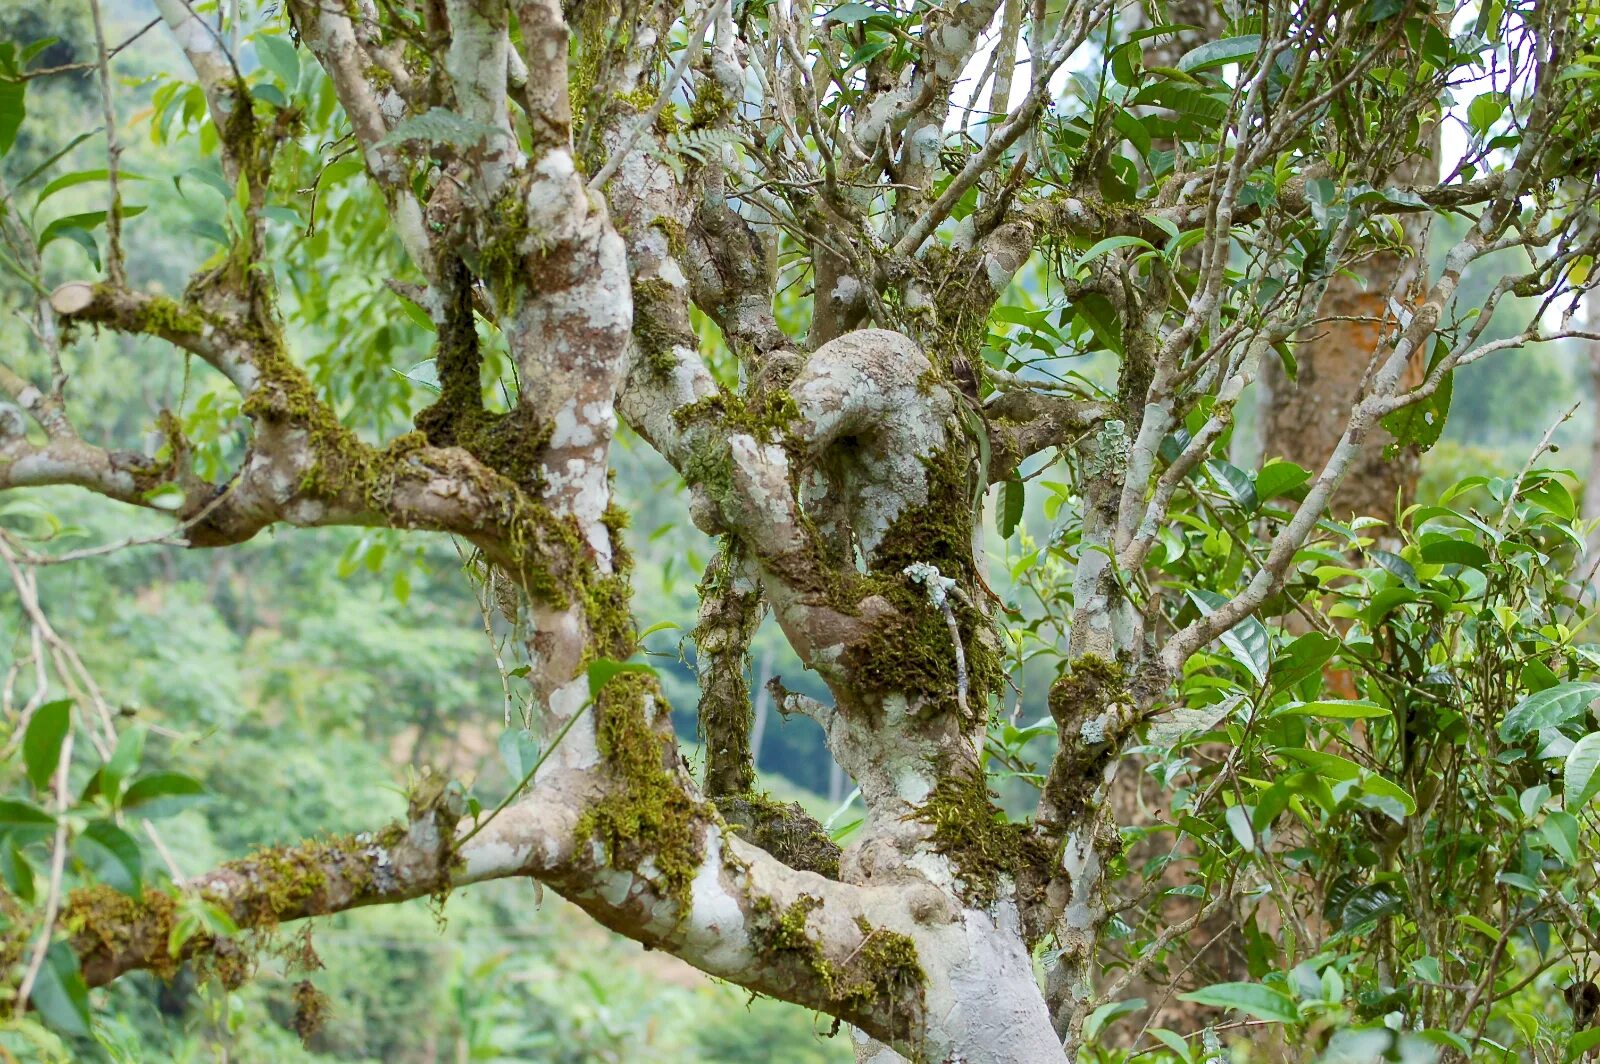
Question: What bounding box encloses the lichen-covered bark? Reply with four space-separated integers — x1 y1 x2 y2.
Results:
7 3 1595 1061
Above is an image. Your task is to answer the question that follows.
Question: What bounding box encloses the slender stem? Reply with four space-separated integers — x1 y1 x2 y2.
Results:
88 0 124 286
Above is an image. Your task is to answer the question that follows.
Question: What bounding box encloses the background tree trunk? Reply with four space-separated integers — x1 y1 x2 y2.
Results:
1257 143 1440 521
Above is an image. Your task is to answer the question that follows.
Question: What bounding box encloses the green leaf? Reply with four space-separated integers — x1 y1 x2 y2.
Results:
1132 82 1230 127
586 658 658 700
190 219 231 247
1204 460 1258 512
74 821 143 896
1500 682 1600 741
1225 804 1255 851
47 226 100 269
0 842 34 903
1570 1028 1600 1059
1177 982 1298 1023
103 724 147 803
254 33 300 88
1271 632 1338 692
1074 292 1124 356
1189 589 1270 685
827 2 877 22
379 107 506 150
1541 809 1580 865
1083 997 1146 1040
498 728 541 781
1359 774 1417 820
0 799 55 833
35 168 147 206
1468 91 1509 136
250 83 288 109
39 205 145 250
23 699 72 791
393 359 441 393
1525 479 1576 520
1336 882 1406 930
998 478 1024 539
1381 368 1451 456
1456 913 1501 941
121 772 206 818
1077 235 1154 267
12 130 98 193
1368 549 1419 590
177 165 232 200
1276 747 1362 780
1176 35 1262 74
1418 538 1490 569
0 76 24 159
29 941 91 1038
1564 732 1600 810
1271 699 1390 720
1149 1028 1194 1063
1255 459 1310 502
142 483 185 511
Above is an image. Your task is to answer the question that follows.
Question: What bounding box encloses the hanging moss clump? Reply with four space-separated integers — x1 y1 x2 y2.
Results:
908 764 1055 910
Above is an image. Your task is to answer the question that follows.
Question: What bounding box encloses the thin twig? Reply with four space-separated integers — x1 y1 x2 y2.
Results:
14 728 75 1018
88 0 126 287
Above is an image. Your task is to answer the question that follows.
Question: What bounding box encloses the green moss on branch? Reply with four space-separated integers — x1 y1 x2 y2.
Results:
750 895 924 1020
575 671 707 908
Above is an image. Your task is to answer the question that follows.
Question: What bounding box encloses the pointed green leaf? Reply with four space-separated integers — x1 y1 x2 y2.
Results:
0 76 24 159
1501 682 1600 742
1271 699 1391 720
1177 982 1298 1023
1177 35 1263 73
29 941 91 1038
254 33 300 88
121 772 206 818
586 658 658 700
74 821 143 896
23 700 72 791
1076 235 1154 268
498 728 541 781
1564 732 1600 810
998 478 1025 539
1189 589 1270 685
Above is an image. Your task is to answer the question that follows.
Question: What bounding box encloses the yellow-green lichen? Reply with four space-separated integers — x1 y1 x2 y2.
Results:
649 216 688 259
471 192 535 313
575 671 706 908
615 86 680 134
750 895 924 1019
715 793 841 879
908 765 1055 910
1043 654 1130 824
62 885 181 981
220 834 378 928
632 275 692 378
842 447 1002 722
